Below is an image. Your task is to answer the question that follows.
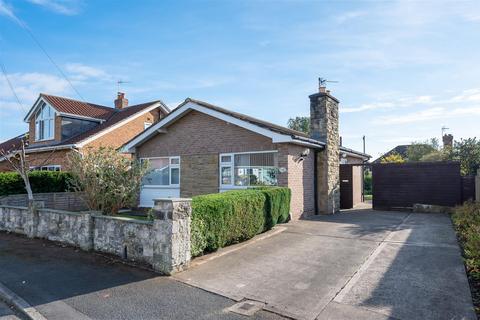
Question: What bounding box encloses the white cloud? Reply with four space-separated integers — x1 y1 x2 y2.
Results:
65 63 111 81
373 106 480 125
0 72 70 104
0 0 22 24
450 88 480 103
335 11 367 24
26 0 82 15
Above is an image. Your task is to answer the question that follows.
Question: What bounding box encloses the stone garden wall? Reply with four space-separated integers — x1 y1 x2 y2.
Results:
0 198 192 275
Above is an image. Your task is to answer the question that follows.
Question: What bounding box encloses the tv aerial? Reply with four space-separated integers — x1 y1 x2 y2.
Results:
318 77 339 87
116 80 130 92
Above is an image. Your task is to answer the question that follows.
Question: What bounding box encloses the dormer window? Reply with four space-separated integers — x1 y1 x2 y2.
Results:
35 102 55 141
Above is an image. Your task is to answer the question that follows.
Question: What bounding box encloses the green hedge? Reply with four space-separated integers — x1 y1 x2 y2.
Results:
452 202 480 275
0 171 74 196
191 187 291 257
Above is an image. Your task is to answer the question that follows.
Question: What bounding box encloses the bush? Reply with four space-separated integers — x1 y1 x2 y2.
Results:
452 202 480 275
191 187 291 257
0 171 73 196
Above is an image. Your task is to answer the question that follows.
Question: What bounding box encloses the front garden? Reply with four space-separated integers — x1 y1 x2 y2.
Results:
452 202 480 316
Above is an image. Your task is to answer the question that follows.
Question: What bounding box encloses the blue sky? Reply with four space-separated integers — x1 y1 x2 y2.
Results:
0 0 479 158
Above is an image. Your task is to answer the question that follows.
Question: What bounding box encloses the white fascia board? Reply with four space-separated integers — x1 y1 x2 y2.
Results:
123 101 324 153
25 144 77 153
340 149 370 160
23 97 59 123
76 102 162 148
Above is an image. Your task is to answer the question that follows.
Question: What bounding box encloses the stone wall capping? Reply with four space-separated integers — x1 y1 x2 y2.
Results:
0 205 28 210
92 214 154 225
38 208 85 216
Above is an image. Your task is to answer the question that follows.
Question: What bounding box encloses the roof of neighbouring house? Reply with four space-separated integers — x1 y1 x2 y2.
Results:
123 98 370 159
0 133 27 153
2 94 170 155
373 145 410 163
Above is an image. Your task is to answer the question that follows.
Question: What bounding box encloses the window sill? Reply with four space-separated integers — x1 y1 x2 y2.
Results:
142 185 180 189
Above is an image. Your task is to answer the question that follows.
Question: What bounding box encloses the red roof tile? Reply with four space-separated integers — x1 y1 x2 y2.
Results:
40 94 115 120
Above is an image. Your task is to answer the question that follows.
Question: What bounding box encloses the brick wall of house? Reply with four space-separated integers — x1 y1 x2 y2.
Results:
181 154 218 197
83 110 162 150
27 149 72 169
278 144 315 220
136 110 277 157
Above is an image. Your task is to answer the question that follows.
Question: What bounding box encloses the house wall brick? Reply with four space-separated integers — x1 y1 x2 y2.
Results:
83 110 162 150
26 149 72 169
277 144 315 220
136 110 276 157
180 154 219 197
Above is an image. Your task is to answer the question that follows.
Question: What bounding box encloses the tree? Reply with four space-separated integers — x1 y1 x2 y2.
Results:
406 138 439 161
287 117 310 135
451 138 480 176
0 136 55 209
68 147 149 215
380 152 406 163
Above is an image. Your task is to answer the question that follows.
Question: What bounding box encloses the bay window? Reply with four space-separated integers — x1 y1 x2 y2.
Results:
35 102 55 141
220 151 278 189
142 156 180 187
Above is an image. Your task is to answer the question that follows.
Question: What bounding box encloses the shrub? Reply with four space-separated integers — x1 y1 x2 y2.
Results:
191 187 291 257
0 171 73 196
452 202 480 276
252 186 291 229
68 147 149 215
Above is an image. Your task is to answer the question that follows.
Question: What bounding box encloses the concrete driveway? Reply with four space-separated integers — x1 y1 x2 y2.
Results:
174 209 476 320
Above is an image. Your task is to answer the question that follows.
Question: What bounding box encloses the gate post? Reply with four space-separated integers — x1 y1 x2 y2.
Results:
151 198 192 275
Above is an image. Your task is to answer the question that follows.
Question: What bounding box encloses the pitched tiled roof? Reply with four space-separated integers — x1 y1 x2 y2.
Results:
185 98 311 138
0 133 27 153
60 101 162 145
40 94 115 120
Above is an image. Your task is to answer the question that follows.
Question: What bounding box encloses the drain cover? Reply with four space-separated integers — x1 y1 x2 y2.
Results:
227 300 265 316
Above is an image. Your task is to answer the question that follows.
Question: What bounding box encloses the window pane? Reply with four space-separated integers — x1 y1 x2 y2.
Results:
39 120 45 140
221 166 232 185
143 158 170 185
171 168 179 185
221 155 231 163
233 152 278 186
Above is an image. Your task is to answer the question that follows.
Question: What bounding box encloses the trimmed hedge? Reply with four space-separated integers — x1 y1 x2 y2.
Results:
0 171 73 196
191 187 291 257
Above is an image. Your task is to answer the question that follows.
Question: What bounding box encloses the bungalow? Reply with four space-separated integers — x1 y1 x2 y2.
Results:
122 85 369 219
0 93 170 171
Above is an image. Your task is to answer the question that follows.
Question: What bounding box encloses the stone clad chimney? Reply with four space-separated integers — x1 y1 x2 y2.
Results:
310 84 340 214
114 92 128 109
443 134 453 149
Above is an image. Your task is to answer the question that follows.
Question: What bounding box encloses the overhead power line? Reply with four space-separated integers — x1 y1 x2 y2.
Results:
0 56 27 112
13 16 85 102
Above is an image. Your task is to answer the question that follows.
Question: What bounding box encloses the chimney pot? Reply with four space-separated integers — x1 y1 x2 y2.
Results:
319 86 327 93
115 92 128 109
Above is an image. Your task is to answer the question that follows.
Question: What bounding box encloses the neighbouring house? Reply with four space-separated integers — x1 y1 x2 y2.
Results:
122 85 369 219
0 92 170 171
373 134 454 163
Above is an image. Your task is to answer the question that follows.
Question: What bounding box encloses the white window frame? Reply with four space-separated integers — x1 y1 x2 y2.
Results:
141 156 180 188
35 102 55 141
219 150 278 190
30 165 61 171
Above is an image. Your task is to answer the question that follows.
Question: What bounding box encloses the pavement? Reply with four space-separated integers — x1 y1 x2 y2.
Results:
174 208 476 320
0 233 285 320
